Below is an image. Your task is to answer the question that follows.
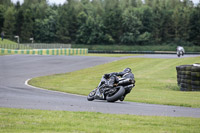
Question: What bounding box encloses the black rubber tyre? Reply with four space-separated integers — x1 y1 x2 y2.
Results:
191 72 200 77
177 79 181 85
177 65 192 71
191 85 200 91
191 81 200 86
180 87 188 91
176 65 200 91
106 86 125 102
180 83 192 91
179 65 188 71
183 75 191 79
87 90 96 101
177 75 191 79
176 66 181 71
184 65 192 71
191 76 200 80
180 79 191 84
179 71 191 75
191 66 200 72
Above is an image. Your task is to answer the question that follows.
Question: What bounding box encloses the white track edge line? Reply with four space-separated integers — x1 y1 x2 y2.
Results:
25 78 86 98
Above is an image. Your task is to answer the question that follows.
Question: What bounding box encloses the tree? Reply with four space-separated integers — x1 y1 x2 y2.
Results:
20 9 33 42
34 7 58 42
91 0 104 16
56 4 71 43
0 5 6 33
23 0 47 6
76 12 106 44
120 7 142 44
1 0 199 45
0 0 12 6
189 5 200 45
3 7 16 40
150 0 163 43
172 5 191 42
103 0 122 43
14 1 23 38
137 6 154 43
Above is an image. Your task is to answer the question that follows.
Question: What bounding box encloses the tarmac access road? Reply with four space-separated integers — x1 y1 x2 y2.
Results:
0 54 200 118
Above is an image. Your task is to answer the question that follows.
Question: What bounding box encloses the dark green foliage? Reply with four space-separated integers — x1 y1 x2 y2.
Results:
0 0 199 45
20 9 33 42
189 5 200 45
120 7 142 44
2 7 16 40
34 8 58 43
0 0 12 6
103 0 123 44
14 2 23 37
0 5 6 33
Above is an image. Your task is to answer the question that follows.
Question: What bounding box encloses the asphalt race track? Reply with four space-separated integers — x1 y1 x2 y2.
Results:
1 54 200 118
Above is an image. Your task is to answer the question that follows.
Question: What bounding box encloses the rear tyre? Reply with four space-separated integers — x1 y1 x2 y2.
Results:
106 86 125 102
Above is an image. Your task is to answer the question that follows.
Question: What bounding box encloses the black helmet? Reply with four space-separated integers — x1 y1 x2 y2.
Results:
123 68 131 73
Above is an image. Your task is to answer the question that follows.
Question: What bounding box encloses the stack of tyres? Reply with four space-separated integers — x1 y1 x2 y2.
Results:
176 64 200 91
191 64 200 91
176 65 192 91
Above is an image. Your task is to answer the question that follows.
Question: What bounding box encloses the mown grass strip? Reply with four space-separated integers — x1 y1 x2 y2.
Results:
0 108 200 133
86 53 141 57
72 44 200 52
0 39 17 45
29 56 200 108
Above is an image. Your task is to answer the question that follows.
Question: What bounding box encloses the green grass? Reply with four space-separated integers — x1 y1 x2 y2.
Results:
86 53 140 57
29 56 200 108
0 53 12 55
1 108 200 133
0 39 17 45
72 44 200 52
0 39 32 50
0 39 17 55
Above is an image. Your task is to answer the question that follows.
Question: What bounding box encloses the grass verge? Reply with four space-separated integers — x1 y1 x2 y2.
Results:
0 53 10 56
72 44 200 52
1 108 200 133
29 56 200 108
86 53 140 57
0 39 17 45
0 39 16 55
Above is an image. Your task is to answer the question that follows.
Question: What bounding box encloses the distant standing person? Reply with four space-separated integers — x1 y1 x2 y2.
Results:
1 32 4 41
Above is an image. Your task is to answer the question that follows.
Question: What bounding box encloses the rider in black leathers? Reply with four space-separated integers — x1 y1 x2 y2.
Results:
103 68 135 101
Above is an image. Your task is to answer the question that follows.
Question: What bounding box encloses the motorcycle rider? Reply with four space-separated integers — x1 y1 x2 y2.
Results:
176 46 185 57
104 68 135 101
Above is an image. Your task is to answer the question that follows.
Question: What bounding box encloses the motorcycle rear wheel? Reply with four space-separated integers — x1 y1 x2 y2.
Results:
106 86 125 102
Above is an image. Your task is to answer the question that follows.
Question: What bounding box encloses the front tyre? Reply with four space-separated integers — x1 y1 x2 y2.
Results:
106 86 125 102
87 90 96 101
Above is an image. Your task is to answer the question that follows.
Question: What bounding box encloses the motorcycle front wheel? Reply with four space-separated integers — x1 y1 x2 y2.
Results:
106 86 125 102
87 90 96 101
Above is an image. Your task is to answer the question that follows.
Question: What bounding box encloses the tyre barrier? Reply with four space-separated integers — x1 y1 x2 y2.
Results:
176 64 200 91
0 48 88 56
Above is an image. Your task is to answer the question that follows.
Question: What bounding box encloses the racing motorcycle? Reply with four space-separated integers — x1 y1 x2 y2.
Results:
176 46 185 57
87 76 135 102
177 50 184 57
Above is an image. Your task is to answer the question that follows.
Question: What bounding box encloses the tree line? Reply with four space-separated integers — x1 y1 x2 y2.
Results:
0 0 200 45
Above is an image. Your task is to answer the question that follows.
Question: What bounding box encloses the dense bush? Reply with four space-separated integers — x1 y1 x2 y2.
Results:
0 0 200 46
